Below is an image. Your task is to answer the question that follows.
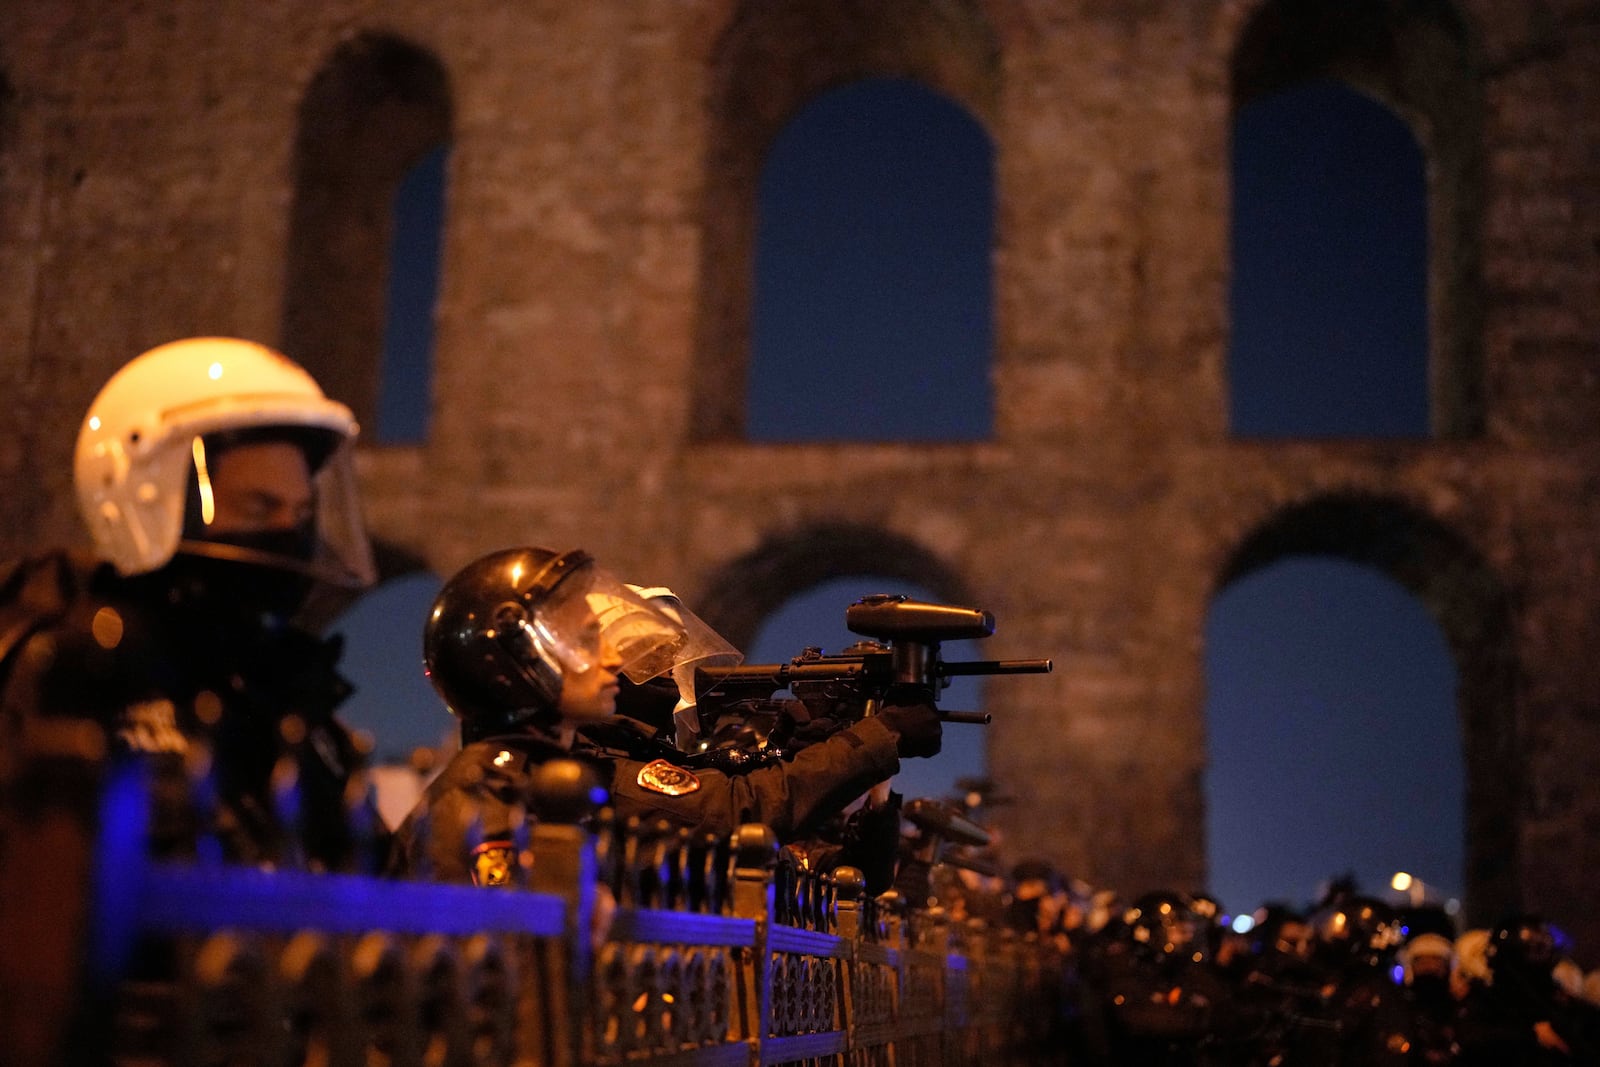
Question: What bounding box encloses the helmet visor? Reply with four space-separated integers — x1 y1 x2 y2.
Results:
176 431 376 589
616 587 744 690
309 439 378 588
526 564 682 681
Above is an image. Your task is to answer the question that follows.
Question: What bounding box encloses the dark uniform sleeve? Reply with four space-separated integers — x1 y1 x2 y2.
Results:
387 742 527 886
607 714 901 840
0 557 136 1066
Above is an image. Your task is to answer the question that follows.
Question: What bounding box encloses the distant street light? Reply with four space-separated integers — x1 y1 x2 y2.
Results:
1391 871 1425 908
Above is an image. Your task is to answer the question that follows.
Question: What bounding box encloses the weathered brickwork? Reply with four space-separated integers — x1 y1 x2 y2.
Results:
1 0 1596 952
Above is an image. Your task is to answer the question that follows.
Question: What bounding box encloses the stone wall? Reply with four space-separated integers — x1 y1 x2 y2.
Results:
1 0 1596 952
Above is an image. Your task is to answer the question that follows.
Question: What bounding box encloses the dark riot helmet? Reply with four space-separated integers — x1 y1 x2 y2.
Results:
424 547 684 740
1123 891 1203 963
1188 891 1227 952
1485 912 1558 984
1309 895 1403 970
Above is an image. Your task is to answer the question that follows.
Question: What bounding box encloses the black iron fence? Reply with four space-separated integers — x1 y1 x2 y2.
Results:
5 754 1063 1067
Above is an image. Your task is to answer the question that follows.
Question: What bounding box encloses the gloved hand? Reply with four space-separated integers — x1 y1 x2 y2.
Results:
876 685 942 758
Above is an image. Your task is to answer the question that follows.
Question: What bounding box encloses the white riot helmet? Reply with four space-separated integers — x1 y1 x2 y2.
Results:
74 337 376 588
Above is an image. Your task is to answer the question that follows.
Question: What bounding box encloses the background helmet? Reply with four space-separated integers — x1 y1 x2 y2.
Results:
1485 912 1558 985
1123 890 1202 963
424 547 683 738
1249 903 1312 964
1188 891 1223 925
1187 890 1227 954
74 337 374 586
1398 932 1456 985
1310 895 1403 970
1399 903 1459 943
1452 928 1492 990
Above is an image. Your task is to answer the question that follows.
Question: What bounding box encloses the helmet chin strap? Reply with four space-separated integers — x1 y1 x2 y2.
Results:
175 536 367 589
157 545 314 625
460 706 563 746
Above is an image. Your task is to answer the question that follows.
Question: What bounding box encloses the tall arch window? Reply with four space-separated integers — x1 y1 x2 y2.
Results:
326 570 448 828
1229 81 1428 438
1205 556 1461 915
378 143 448 443
282 33 451 442
749 77 994 442
1228 0 1483 437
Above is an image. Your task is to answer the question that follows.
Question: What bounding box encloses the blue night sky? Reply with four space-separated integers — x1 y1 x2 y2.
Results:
334 76 1461 918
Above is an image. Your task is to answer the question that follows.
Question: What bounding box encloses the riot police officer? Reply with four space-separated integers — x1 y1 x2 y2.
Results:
386 545 944 885
1456 913 1599 1064
1 336 380 864
1370 931 1463 1066
1227 904 1320 1063
1096 890 1240 1066
1304 894 1408 1067
0 337 382 1062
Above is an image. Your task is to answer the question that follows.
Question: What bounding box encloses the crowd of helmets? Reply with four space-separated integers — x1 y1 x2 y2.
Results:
926 843 1600 1066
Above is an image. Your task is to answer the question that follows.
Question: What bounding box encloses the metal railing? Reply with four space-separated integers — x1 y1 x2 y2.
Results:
11 756 1063 1067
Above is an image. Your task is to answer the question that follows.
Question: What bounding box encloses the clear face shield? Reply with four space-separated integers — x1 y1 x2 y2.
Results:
589 585 743 748
306 437 378 589
614 586 743 693
520 565 683 685
178 429 377 591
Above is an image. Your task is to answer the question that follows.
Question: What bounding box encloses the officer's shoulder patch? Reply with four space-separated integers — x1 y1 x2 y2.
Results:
470 838 516 887
636 759 701 797
117 698 187 754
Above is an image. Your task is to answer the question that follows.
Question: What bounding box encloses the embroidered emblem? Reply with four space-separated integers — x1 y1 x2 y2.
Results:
471 839 516 887
636 759 702 797
117 699 187 754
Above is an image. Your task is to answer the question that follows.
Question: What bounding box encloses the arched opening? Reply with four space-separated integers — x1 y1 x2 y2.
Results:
696 0 1000 440
695 522 973 652
376 143 449 444
750 77 993 442
281 32 452 438
1212 492 1518 927
325 568 448 828
1229 0 1484 438
1205 556 1460 915
1229 80 1428 438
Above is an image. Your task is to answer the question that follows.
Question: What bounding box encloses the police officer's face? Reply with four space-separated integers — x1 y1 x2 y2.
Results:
557 626 624 722
1411 953 1451 981
1276 920 1313 960
206 440 315 535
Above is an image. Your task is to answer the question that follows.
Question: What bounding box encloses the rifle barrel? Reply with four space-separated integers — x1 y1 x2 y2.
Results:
704 660 870 687
938 658 1052 677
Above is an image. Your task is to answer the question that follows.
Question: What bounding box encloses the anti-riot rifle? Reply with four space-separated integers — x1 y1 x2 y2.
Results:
682 594 1052 770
